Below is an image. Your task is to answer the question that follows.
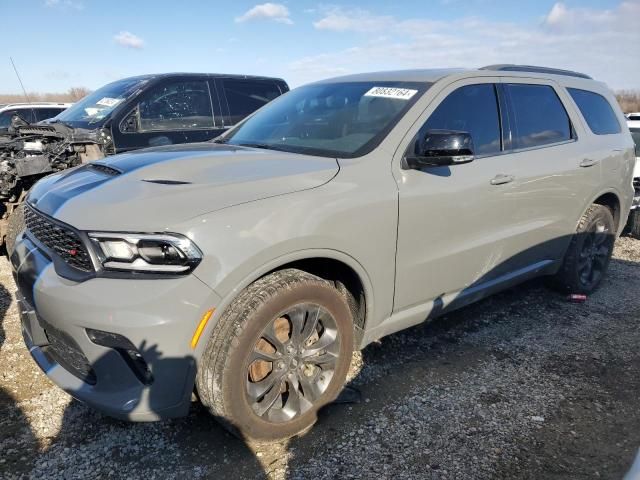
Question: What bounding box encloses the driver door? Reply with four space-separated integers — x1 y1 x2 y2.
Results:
393 78 521 313
112 77 223 152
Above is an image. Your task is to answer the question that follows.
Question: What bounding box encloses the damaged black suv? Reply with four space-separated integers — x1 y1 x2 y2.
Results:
0 72 289 245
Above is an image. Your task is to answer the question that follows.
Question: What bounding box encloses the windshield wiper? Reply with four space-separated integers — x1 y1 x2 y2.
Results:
235 142 276 150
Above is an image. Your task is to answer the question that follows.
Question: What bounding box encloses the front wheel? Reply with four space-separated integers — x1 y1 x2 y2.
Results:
550 204 616 294
196 269 354 441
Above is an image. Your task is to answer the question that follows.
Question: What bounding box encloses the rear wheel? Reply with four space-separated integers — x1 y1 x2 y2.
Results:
196 268 354 440
550 204 616 294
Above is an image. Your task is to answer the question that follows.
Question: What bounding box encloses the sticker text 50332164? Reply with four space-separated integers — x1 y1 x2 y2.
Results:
364 87 418 100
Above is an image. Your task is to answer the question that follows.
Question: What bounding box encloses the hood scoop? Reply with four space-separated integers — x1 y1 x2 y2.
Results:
142 179 192 185
88 163 122 176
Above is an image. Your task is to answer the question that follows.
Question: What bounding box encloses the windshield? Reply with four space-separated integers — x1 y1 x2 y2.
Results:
221 81 428 158
631 128 640 156
54 78 148 128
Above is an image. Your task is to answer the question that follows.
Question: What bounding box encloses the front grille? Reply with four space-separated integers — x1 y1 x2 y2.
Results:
24 206 94 272
42 320 97 385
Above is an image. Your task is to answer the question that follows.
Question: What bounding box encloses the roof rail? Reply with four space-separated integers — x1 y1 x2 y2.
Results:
479 64 592 80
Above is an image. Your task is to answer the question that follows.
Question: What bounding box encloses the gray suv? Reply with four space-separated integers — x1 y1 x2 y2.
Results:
11 65 635 440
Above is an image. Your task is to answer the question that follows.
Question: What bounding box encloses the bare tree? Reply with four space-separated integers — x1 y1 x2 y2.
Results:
0 86 92 104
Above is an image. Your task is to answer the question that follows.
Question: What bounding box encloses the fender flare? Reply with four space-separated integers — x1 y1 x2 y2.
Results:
192 248 375 359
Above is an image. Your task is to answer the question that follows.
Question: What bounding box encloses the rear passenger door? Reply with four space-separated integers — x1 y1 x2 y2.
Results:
491 78 596 274
217 78 284 127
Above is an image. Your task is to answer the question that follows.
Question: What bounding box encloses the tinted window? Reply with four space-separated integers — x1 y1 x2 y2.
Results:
139 80 214 131
223 80 281 125
421 84 501 156
0 109 33 127
505 84 572 149
568 88 621 135
0 111 14 128
34 108 65 122
630 128 640 156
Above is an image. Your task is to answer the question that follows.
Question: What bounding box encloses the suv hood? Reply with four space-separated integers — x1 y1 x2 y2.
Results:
27 143 339 230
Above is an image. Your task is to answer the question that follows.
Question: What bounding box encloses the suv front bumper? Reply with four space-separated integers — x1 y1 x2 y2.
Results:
11 232 219 421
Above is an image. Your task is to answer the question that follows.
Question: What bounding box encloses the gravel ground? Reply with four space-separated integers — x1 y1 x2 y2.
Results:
1 237 640 479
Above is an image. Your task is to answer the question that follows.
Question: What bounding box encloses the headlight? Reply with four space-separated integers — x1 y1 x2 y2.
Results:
88 232 202 274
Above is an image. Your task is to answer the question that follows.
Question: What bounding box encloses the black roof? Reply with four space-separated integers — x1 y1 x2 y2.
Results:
116 72 287 83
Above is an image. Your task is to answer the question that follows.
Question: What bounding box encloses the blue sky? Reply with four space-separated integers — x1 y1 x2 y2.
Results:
1 0 638 93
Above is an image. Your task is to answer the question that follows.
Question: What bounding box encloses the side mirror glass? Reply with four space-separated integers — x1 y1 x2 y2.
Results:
406 129 475 169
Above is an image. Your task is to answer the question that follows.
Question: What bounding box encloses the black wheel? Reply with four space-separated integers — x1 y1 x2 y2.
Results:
550 204 616 294
628 209 640 239
4 203 25 257
196 268 354 440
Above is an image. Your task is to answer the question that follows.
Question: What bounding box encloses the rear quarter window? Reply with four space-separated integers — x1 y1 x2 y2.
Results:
568 88 621 135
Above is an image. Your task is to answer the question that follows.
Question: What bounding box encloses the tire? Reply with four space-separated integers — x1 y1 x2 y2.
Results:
4 203 25 257
196 268 354 441
550 204 616 294
628 209 640 239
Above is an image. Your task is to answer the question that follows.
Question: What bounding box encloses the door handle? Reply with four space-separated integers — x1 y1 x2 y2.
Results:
490 174 515 186
580 158 599 168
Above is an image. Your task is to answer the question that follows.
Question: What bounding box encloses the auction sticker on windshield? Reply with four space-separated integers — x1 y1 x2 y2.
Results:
96 97 123 107
364 87 418 100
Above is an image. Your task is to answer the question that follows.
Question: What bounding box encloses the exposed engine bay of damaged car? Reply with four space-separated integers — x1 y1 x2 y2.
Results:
0 117 112 222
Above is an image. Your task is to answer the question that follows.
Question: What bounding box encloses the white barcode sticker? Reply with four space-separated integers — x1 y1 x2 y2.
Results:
364 87 418 100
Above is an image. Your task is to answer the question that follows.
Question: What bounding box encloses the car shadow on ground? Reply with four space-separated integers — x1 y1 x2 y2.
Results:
0 282 41 478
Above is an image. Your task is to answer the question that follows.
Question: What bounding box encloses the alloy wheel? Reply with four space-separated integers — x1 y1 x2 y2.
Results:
245 303 340 423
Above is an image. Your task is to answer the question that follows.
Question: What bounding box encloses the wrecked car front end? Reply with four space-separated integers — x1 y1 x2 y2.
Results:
0 121 114 239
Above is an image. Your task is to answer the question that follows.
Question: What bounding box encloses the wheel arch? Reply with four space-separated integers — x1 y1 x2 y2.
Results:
195 249 374 357
589 190 622 233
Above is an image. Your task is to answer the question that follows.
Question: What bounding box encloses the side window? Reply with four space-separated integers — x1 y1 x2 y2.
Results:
34 108 65 122
223 80 281 126
0 111 15 128
0 109 32 127
139 80 214 131
420 84 501 156
505 84 572 149
568 88 621 135
630 128 640 157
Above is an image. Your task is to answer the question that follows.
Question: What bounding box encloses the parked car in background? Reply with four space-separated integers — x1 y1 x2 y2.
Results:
0 102 71 131
626 112 640 121
0 73 289 246
626 118 640 237
11 65 634 441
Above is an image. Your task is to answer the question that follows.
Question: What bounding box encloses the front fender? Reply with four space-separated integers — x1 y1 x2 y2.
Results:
175 177 399 359
189 247 375 360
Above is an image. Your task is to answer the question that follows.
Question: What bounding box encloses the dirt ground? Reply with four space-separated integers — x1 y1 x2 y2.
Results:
1 237 640 479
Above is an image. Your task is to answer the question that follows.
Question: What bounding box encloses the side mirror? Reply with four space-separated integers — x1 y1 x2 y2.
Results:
119 107 140 133
405 129 475 169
